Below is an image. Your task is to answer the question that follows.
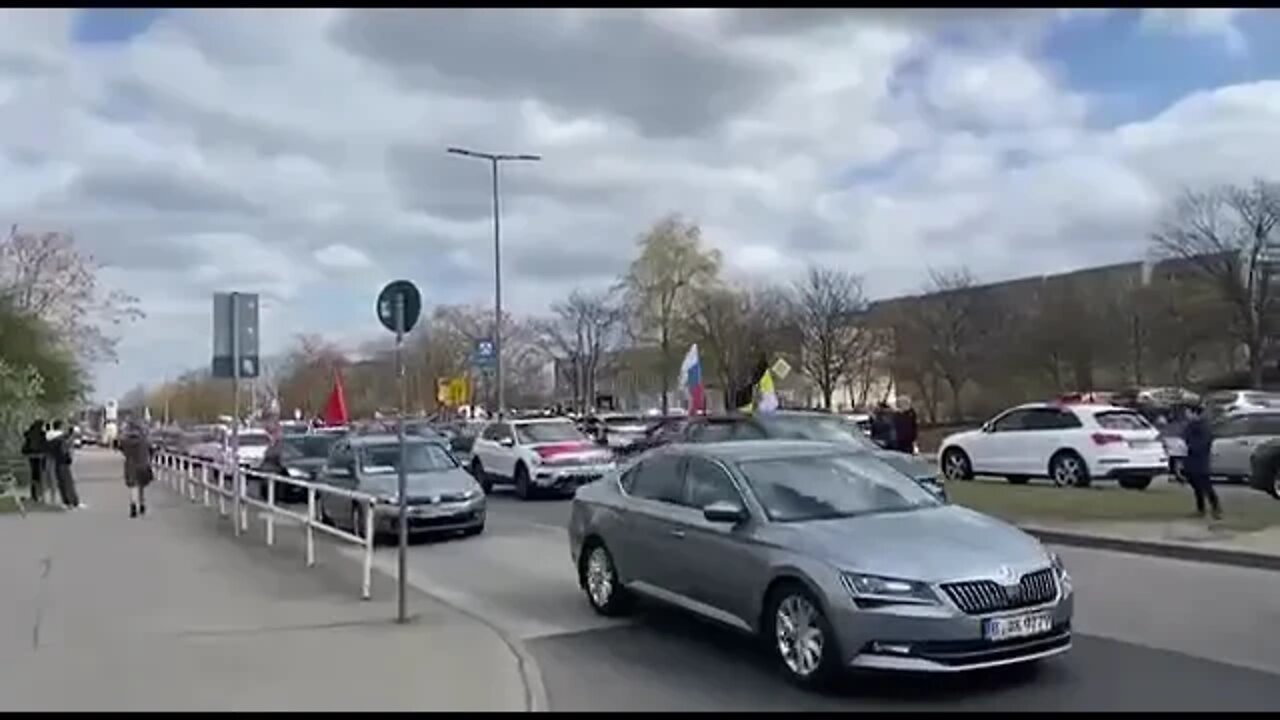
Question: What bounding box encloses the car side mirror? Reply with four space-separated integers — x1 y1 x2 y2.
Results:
499 437 515 448
981 422 993 433
703 501 748 524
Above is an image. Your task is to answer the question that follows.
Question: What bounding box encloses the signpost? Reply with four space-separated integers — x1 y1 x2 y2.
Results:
376 280 422 624
472 338 496 368
213 292 259 537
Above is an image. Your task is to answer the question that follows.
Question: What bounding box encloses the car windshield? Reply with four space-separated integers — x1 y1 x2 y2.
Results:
282 435 338 459
759 415 878 449
359 443 458 474
238 433 270 447
603 416 645 428
738 453 940 523
515 422 583 444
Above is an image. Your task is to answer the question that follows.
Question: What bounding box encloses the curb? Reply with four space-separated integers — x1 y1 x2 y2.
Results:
1023 526 1280 572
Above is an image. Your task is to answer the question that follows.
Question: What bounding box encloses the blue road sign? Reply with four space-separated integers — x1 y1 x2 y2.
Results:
472 338 496 368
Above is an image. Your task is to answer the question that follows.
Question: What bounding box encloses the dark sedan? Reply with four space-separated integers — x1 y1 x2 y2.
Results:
619 412 946 500
254 432 342 502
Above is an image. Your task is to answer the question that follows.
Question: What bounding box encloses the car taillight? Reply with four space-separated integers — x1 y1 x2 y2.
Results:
1091 432 1125 446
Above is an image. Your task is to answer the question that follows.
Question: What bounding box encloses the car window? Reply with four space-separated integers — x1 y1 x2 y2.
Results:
690 422 735 442
328 441 353 469
738 452 940 523
760 415 879 448
284 435 338 459
1094 411 1153 431
1214 417 1250 438
358 442 457 474
627 455 685 504
1036 409 1083 430
1242 413 1280 436
991 409 1032 432
683 457 743 509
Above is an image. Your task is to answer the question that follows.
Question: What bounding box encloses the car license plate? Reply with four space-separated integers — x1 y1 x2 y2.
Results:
1128 439 1155 449
984 611 1053 642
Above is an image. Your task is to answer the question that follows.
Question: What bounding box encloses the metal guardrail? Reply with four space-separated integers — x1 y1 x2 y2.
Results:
152 451 381 599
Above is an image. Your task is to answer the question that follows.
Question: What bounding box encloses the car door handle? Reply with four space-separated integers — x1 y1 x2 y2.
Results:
669 529 686 539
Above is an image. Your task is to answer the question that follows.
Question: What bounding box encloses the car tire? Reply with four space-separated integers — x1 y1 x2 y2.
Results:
764 582 841 690
1050 451 1090 488
515 464 533 501
1007 476 1030 485
941 448 974 481
1118 475 1153 491
470 459 493 494
579 540 632 617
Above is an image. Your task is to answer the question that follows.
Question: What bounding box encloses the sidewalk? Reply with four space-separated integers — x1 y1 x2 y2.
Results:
0 449 532 711
1022 518 1280 571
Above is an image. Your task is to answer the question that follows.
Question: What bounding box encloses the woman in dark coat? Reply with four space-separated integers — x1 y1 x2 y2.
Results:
21 419 47 503
119 420 154 518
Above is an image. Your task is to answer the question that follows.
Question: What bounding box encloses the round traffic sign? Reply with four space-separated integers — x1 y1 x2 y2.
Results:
376 280 422 334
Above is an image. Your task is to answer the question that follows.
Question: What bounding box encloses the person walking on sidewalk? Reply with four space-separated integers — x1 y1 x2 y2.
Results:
1181 404 1222 520
120 420 154 518
21 419 47 503
47 420 83 509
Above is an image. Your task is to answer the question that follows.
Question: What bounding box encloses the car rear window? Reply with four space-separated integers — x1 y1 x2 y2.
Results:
1094 411 1152 431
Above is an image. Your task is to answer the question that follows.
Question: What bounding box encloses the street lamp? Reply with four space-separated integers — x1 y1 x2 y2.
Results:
446 146 541 419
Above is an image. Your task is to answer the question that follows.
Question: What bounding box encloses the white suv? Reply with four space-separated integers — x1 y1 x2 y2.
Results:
469 418 615 499
937 402 1168 489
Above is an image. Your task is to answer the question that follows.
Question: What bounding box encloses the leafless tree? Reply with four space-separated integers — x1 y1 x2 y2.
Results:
1150 179 1280 388
535 289 624 413
0 227 144 363
791 267 873 411
685 283 792 409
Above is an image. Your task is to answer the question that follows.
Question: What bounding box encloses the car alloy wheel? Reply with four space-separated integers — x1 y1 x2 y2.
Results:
942 449 970 481
1051 454 1084 487
774 593 826 681
581 543 631 616
1272 466 1280 500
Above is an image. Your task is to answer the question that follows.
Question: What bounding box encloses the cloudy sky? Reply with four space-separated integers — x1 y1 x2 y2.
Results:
3 9 1279 400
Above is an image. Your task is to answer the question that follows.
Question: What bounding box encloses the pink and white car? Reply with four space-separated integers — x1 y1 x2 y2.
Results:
469 418 615 499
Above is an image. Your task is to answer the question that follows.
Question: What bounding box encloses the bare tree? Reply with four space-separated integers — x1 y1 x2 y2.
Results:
685 283 792 409
621 215 721 413
791 267 872 411
0 227 144 363
1150 179 1280 388
536 289 624 413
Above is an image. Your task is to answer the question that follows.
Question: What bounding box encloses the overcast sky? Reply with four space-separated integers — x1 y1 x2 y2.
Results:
3 9 1279 400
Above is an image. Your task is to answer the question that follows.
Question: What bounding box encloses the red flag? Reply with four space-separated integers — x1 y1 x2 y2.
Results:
322 371 349 426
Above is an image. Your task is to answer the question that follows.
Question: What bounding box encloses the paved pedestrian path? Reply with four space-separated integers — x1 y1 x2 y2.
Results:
0 449 531 711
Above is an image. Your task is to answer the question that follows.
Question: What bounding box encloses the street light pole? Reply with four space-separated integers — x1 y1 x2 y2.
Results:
446 146 541 419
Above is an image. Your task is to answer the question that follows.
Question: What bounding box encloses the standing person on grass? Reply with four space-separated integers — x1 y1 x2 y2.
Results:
1181 403 1222 520
119 419 154 518
21 419 46 503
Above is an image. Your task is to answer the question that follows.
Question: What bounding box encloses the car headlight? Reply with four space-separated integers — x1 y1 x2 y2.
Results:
462 488 481 501
842 573 938 606
286 467 309 479
1050 552 1073 595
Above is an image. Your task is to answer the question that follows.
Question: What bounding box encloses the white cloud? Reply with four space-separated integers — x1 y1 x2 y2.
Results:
1140 9 1252 55
0 9 1276 398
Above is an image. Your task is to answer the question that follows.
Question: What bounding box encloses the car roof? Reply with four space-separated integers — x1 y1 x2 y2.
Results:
1013 402 1133 414
666 439 849 463
507 417 576 425
346 433 444 447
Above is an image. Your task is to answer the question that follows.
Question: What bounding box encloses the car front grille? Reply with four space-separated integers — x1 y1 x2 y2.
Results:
941 568 1058 615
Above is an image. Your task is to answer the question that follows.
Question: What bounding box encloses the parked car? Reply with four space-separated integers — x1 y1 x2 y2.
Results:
595 413 652 452
1204 389 1280 420
569 441 1073 687
937 402 1167 489
618 412 945 500
316 434 485 539
469 418 616 499
1202 408 1280 485
254 432 342 502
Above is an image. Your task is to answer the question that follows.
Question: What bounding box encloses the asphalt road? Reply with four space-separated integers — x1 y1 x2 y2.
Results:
345 489 1280 711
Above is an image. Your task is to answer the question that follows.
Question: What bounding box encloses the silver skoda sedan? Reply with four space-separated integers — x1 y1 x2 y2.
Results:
568 441 1073 688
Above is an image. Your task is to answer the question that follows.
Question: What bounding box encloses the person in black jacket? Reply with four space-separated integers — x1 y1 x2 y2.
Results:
893 398 919 454
21 419 46 503
46 420 83 509
870 402 897 449
1181 404 1221 519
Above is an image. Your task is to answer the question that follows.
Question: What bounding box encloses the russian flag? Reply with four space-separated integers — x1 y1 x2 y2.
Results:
678 343 706 415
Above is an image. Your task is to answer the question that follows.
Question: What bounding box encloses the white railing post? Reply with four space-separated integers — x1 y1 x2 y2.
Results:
305 487 316 568
187 458 197 501
237 466 248 533
265 474 275 547
362 499 375 600
201 463 210 506
217 467 227 516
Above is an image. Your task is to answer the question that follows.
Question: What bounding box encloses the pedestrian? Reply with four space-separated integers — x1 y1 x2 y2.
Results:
119 419 154 518
21 419 46 503
893 397 919 455
870 402 896 449
1180 403 1222 520
47 420 83 509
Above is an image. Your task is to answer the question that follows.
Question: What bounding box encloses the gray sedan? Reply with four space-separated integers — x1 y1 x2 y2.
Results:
317 434 486 539
568 441 1073 688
